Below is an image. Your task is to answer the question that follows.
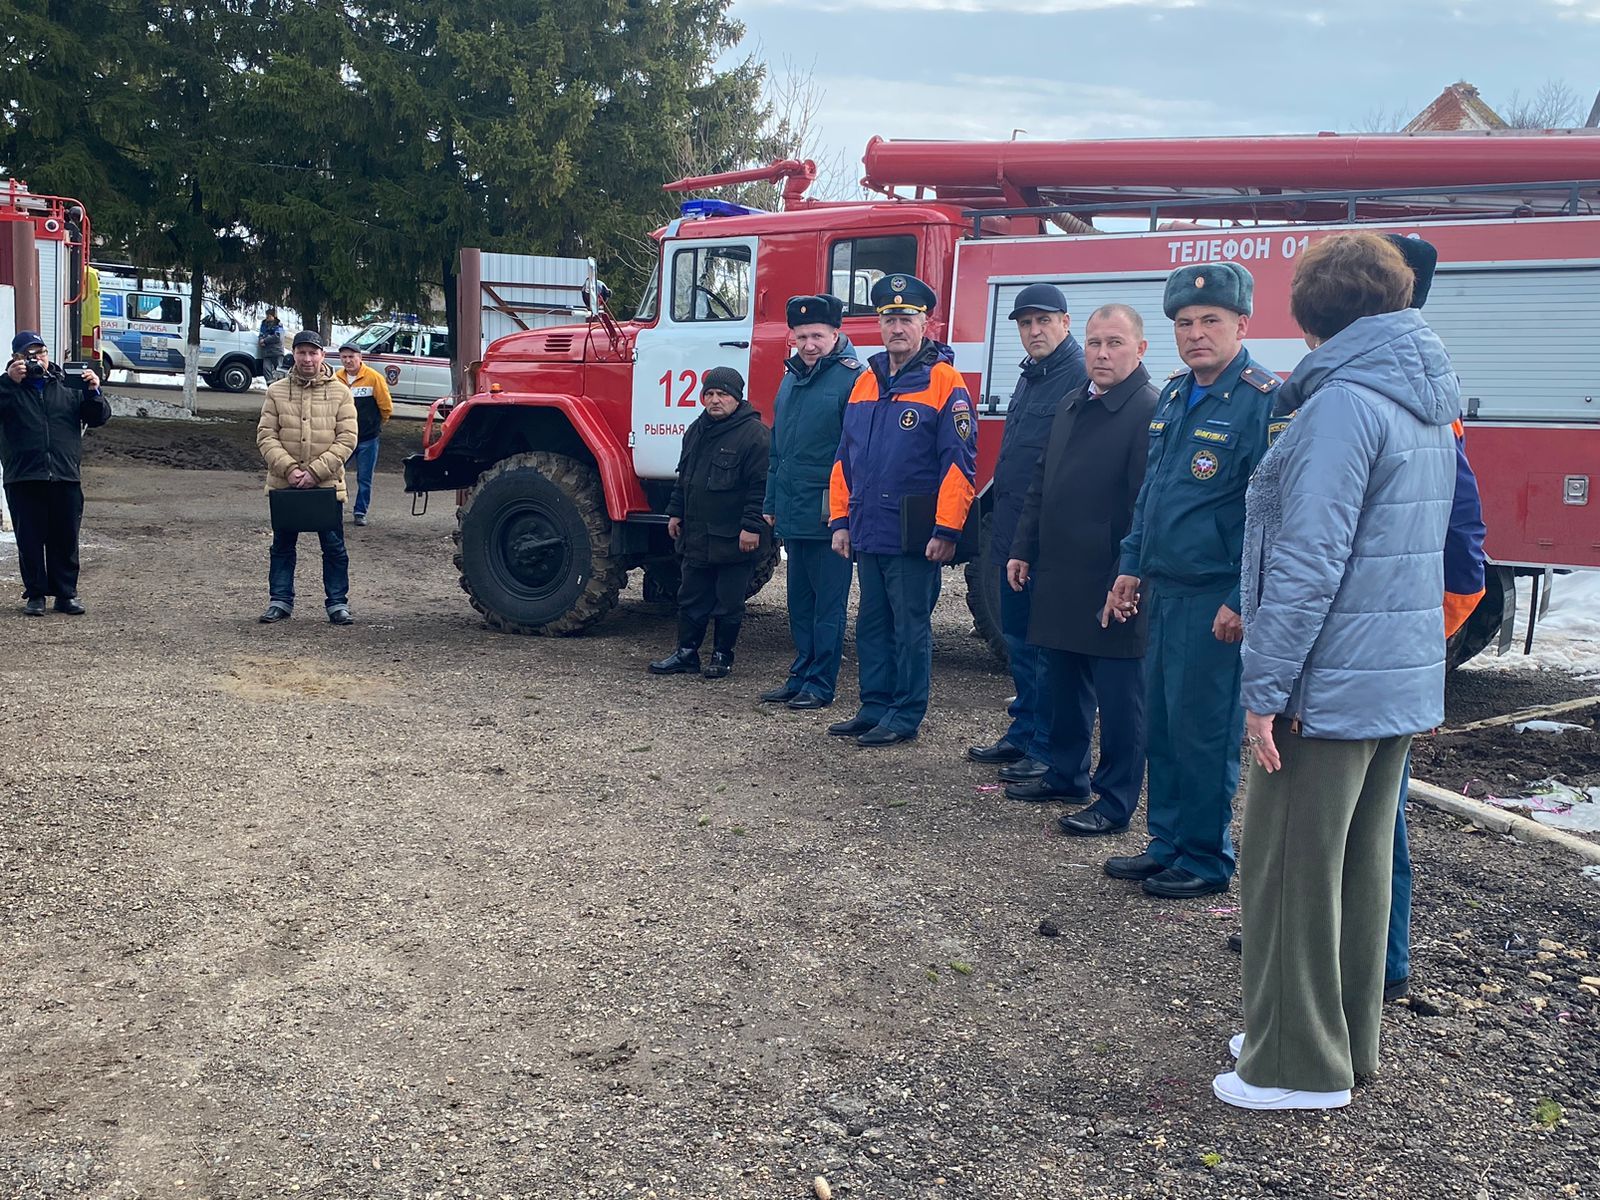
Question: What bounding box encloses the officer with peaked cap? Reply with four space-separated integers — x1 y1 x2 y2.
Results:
827 273 978 746
759 293 866 709
1101 262 1278 898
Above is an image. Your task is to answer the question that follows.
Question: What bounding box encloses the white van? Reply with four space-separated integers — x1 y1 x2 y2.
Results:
97 271 262 392
343 320 452 416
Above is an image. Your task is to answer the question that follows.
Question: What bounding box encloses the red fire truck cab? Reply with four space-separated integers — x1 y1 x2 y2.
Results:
405 133 1600 663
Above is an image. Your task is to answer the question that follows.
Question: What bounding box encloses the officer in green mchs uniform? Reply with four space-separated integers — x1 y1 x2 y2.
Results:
1101 262 1279 899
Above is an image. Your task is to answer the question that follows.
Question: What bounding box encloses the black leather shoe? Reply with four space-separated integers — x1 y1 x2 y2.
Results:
997 757 1048 783
966 738 1025 764
327 605 353 626
828 716 876 737
1104 852 1165 881
54 596 86 615
759 683 800 703
1227 933 1243 955
703 651 734 680
23 597 46 617
1058 808 1129 837
786 693 830 710
1141 867 1229 899
1384 976 1410 1004
1005 778 1092 804
258 602 292 624
648 647 702 675
858 726 915 747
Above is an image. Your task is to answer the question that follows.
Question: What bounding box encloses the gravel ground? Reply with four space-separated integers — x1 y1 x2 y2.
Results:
1 423 1596 1199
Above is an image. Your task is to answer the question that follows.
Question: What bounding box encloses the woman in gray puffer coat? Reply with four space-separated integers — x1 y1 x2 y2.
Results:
1215 233 1458 1113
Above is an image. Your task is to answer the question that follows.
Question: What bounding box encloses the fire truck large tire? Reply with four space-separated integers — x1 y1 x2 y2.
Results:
746 536 782 598
962 511 1007 666
1445 568 1506 670
641 561 681 606
452 452 623 636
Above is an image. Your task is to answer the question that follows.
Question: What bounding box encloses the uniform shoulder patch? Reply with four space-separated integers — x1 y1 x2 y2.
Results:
839 357 861 370
1240 366 1281 393
1166 367 1187 380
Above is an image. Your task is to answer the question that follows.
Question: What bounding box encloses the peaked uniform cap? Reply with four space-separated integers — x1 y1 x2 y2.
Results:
870 273 937 315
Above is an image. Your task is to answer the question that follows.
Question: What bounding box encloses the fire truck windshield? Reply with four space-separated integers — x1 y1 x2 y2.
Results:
634 261 660 322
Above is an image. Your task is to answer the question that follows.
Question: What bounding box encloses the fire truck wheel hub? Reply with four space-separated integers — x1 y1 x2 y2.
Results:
498 512 567 591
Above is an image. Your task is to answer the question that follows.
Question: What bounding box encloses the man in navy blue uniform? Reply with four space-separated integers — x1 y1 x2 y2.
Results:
760 294 865 710
827 274 978 746
1102 263 1278 899
967 283 1086 783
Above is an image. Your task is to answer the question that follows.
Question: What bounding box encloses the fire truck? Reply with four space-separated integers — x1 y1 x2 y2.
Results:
405 133 1600 664
1 179 94 365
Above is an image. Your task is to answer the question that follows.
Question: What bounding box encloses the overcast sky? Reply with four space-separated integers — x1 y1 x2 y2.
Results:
729 0 1600 191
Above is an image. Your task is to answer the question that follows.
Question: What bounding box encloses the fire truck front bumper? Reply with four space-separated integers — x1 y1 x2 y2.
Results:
404 452 482 494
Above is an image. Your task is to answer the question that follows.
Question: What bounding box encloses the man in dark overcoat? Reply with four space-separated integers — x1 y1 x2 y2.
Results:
649 367 771 680
1006 304 1159 834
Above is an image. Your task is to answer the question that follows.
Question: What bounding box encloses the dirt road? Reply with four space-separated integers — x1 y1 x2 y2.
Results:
1 419 1595 1198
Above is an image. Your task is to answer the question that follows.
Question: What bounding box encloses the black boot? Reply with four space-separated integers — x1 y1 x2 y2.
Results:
703 619 740 679
649 647 702 675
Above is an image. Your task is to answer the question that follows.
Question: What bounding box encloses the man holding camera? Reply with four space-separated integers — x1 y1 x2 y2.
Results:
0 331 110 615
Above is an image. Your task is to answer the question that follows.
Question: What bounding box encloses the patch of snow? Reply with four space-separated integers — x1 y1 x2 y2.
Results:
1457 570 1600 682
103 393 225 422
1477 778 1600 833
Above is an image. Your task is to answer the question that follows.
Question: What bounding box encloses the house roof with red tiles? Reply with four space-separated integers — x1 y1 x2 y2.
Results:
1404 82 1509 132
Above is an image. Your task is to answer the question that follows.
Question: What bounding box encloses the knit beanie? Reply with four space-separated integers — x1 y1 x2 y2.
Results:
701 366 745 402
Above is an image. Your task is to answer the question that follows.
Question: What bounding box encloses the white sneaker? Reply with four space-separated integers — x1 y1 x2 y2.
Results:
1229 1033 1244 1060
1212 1070 1350 1111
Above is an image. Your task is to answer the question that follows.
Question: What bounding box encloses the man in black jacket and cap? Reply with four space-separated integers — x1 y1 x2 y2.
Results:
967 283 1086 781
1 331 110 615
1007 304 1158 833
650 366 771 679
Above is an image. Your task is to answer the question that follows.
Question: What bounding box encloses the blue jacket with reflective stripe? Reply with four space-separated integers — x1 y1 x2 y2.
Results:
829 339 978 556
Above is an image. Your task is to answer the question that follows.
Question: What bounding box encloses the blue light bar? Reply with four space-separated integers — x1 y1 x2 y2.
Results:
680 198 768 219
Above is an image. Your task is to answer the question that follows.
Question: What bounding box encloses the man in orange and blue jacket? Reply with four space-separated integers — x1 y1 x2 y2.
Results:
827 273 977 746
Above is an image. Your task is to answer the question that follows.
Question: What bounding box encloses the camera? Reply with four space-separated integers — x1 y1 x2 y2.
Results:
24 354 46 380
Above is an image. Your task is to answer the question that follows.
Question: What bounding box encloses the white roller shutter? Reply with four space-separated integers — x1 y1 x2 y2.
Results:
35 240 61 355
1425 267 1600 422
983 278 1177 413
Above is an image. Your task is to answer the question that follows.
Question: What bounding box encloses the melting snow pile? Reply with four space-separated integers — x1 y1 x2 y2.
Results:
1458 571 1600 682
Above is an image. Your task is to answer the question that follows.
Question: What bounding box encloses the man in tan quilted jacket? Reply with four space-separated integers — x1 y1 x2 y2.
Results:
256 330 358 625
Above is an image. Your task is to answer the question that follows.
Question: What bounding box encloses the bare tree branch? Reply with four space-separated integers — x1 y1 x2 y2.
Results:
1347 103 1413 133
1502 79 1583 129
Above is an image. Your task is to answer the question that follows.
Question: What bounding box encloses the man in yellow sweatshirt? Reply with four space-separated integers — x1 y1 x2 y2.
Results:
336 342 394 526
